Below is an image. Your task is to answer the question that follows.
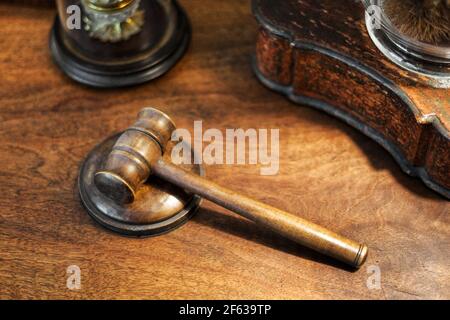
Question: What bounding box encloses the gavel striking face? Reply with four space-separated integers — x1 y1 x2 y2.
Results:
93 108 368 268
95 108 176 204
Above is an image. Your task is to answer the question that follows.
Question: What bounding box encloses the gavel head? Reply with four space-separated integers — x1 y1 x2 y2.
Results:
94 108 176 204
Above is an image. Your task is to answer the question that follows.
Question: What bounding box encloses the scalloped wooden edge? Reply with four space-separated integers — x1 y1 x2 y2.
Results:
252 5 450 199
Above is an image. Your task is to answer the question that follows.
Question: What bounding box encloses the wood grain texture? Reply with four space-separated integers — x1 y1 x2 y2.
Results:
253 0 450 198
0 0 449 300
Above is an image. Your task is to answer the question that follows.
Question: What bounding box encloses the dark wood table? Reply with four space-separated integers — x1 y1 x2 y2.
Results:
0 0 448 299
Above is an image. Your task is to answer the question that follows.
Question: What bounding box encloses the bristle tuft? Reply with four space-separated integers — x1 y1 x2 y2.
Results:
383 0 450 44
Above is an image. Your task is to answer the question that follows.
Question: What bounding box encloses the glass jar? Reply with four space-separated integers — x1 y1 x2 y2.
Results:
51 0 190 87
363 0 450 88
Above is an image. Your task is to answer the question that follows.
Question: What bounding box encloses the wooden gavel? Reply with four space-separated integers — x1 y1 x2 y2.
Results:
95 108 368 268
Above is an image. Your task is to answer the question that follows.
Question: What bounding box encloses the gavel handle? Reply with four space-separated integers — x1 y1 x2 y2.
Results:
153 159 368 268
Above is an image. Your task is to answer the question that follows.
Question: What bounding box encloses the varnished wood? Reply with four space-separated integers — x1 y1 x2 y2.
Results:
79 134 203 236
253 0 450 198
154 158 368 268
93 107 367 266
0 0 449 299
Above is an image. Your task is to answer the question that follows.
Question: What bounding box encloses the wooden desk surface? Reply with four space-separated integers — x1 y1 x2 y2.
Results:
0 0 448 300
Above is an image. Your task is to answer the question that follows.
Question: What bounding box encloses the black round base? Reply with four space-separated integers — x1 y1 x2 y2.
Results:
50 2 190 88
78 134 203 237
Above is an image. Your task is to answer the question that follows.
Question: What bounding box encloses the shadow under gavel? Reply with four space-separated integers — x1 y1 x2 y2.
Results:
94 108 368 268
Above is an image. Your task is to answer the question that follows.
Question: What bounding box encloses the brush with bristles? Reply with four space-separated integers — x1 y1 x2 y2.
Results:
383 0 450 45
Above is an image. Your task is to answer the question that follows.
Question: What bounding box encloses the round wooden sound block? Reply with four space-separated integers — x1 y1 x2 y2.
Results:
78 133 203 236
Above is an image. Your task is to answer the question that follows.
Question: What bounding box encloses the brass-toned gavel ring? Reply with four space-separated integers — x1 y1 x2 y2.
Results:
93 108 368 268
